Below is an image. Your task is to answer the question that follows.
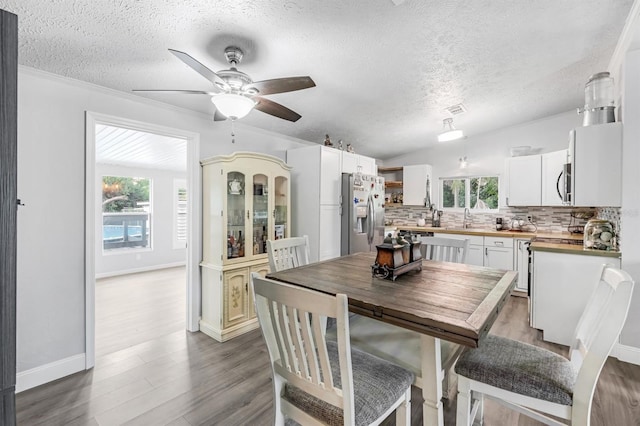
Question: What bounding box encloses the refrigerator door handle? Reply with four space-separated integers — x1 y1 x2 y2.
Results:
367 194 375 245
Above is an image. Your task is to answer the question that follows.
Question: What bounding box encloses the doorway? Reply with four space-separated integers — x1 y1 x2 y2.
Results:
85 112 201 368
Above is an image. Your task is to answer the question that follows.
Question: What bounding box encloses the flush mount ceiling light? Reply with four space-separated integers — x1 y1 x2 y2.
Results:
438 118 464 142
210 93 256 120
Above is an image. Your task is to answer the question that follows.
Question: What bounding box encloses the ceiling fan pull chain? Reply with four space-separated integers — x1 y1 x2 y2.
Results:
231 120 236 144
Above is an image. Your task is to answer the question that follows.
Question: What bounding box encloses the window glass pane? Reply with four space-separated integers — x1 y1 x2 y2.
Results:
471 176 499 209
274 176 288 240
252 174 268 254
102 176 151 250
227 172 245 259
442 179 466 208
173 179 187 249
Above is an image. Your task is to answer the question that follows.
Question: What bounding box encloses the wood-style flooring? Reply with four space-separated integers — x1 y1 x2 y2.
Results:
16 269 640 425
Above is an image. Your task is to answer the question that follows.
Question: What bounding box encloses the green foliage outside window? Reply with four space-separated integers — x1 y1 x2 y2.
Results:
441 176 499 210
102 176 150 212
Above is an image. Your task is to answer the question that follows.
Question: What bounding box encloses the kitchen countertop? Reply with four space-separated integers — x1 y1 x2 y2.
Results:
396 225 620 257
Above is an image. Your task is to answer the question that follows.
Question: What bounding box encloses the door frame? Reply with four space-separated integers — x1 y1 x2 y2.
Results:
84 111 201 368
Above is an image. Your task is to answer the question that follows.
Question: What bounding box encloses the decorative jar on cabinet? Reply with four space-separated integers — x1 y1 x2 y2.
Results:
200 152 291 341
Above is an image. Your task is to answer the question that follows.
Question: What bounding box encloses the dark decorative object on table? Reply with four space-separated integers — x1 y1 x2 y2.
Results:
371 237 422 281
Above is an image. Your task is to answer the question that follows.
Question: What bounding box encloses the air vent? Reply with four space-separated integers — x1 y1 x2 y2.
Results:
445 103 467 116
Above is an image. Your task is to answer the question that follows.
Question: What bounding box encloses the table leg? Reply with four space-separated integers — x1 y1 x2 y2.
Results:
421 335 444 426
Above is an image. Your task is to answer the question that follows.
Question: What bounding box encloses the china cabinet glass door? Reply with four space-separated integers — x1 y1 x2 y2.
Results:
252 174 269 255
227 171 246 260
274 176 288 240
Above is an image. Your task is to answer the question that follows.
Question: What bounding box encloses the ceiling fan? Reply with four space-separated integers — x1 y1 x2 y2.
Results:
133 46 316 122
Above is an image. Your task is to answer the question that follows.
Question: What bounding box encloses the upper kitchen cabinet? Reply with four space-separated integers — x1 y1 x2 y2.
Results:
403 164 433 206
378 164 433 206
569 122 622 207
505 155 541 206
541 149 567 206
341 151 377 175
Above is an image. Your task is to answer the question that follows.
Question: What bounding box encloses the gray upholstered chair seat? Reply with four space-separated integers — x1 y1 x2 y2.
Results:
283 340 415 426
455 335 577 406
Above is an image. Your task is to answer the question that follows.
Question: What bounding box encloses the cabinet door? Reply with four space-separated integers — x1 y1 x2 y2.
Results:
485 246 514 270
223 268 249 327
506 155 541 206
403 165 430 206
320 147 342 204
514 239 530 292
249 263 270 319
357 155 377 175
466 244 484 266
319 205 341 261
541 150 567 206
341 151 359 173
273 175 290 240
225 170 249 263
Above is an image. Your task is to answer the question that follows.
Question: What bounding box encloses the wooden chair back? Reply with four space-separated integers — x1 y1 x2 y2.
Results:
267 235 311 272
419 236 470 264
569 265 634 424
251 272 355 424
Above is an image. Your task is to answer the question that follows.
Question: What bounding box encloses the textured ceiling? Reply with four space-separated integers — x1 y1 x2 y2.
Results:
2 0 634 160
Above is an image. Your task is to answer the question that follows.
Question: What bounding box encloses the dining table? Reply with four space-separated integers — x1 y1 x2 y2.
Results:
266 251 517 426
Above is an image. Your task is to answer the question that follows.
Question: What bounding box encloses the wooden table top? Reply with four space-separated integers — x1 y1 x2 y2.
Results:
267 252 517 348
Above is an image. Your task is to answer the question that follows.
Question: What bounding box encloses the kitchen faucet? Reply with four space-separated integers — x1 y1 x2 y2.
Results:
463 208 471 229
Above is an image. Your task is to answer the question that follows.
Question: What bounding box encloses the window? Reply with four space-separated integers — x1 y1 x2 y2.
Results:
173 179 188 249
102 176 152 251
441 176 499 210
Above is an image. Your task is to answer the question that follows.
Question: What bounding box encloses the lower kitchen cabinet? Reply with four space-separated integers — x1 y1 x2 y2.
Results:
434 233 514 270
530 250 620 346
200 261 269 342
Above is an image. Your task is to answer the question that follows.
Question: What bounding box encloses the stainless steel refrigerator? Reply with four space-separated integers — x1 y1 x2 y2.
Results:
340 172 385 255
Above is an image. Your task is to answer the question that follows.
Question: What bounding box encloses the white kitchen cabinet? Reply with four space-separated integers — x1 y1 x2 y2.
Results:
341 151 377 175
513 239 530 293
484 236 514 270
531 249 620 346
200 152 291 342
505 155 541 206
403 164 433 206
433 233 489 267
570 122 622 207
541 150 567 206
287 145 344 262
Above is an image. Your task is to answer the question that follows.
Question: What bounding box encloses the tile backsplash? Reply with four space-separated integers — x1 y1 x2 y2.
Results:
385 205 620 236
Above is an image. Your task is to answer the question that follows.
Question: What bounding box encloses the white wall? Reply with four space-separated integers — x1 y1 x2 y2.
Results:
382 110 582 209
15 67 309 385
620 48 640 350
95 164 186 277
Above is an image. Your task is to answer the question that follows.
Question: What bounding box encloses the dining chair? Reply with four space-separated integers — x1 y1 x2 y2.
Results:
455 264 635 426
267 235 311 272
419 236 469 263
347 236 470 399
251 272 414 426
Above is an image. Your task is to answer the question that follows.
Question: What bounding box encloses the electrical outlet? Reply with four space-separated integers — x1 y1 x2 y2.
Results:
527 215 533 222
408 213 413 219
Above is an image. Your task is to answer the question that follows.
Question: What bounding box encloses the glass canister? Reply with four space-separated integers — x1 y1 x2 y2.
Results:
583 219 615 251
584 72 615 110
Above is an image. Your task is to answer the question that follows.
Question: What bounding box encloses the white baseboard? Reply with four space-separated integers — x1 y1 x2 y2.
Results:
16 353 86 393
612 342 640 365
95 261 186 279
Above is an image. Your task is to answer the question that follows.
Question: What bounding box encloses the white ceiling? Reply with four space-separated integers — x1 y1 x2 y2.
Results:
3 0 635 160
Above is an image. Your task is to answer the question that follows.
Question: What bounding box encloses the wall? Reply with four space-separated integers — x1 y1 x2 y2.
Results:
95 164 186 277
620 48 640 351
15 67 310 388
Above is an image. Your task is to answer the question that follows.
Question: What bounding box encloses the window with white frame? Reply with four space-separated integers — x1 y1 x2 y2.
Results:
440 176 499 210
173 179 188 249
102 176 152 251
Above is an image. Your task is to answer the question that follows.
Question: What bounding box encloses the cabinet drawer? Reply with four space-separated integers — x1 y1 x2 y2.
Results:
433 233 483 246
484 236 513 248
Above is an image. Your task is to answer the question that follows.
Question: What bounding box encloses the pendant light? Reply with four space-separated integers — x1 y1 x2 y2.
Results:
438 118 464 142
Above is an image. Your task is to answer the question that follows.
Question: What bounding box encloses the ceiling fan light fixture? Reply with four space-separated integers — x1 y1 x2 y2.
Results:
438 118 464 142
211 93 256 120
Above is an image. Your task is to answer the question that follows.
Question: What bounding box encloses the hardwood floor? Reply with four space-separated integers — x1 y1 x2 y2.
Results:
16 271 640 425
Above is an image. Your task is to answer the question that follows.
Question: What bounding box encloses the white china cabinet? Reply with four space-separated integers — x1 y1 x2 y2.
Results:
200 152 291 342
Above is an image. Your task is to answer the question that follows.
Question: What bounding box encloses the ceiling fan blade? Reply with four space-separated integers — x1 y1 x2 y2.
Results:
168 49 229 91
213 110 227 121
132 89 217 95
253 96 302 122
244 76 315 95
